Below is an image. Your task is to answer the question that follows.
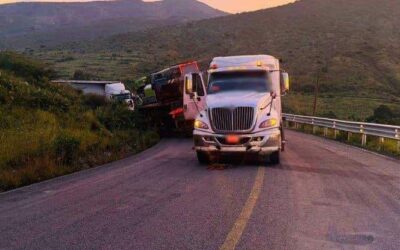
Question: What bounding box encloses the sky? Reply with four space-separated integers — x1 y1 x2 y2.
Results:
0 0 296 13
198 0 296 13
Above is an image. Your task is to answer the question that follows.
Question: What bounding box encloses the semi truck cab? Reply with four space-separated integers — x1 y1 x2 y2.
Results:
187 55 290 164
105 83 135 110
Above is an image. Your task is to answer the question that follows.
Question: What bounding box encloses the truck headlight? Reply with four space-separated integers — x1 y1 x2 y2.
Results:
194 119 209 130
259 118 278 128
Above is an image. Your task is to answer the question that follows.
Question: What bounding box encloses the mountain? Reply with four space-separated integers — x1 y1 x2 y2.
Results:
35 0 400 119
0 0 226 49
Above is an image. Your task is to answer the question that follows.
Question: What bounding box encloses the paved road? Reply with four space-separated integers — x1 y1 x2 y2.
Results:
0 130 399 250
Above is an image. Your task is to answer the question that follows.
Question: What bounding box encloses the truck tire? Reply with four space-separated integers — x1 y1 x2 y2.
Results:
270 151 280 165
280 125 285 152
196 151 210 165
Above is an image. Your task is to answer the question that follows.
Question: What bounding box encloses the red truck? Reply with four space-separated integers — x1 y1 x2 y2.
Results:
136 61 206 133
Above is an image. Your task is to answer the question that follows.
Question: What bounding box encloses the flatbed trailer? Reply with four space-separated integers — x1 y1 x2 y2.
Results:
136 61 204 135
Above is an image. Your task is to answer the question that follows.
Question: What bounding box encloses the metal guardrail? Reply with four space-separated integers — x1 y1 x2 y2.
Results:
283 114 400 151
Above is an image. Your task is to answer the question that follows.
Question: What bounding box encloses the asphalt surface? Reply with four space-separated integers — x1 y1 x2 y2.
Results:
0 130 399 250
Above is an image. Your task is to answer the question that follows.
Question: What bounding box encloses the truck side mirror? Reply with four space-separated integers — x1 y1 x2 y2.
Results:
185 73 206 100
281 72 290 94
185 74 194 94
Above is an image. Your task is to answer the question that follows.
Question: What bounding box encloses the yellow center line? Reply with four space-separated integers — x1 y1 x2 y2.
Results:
220 167 266 250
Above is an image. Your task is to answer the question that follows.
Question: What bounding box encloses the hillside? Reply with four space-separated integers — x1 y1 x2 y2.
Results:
0 52 158 191
0 0 226 49
35 0 400 119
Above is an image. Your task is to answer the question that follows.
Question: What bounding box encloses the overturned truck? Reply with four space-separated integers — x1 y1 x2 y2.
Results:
136 61 205 133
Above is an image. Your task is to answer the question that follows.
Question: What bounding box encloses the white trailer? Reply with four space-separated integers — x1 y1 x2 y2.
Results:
52 80 135 110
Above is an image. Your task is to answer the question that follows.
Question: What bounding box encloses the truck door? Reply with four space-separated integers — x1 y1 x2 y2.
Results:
183 73 207 120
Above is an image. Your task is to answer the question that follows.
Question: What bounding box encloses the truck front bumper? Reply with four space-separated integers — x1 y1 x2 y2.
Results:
193 129 281 155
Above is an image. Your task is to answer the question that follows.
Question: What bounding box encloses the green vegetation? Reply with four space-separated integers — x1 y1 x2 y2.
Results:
286 123 400 158
283 94 400 122
33 0 400 120
366 105 400 125
0 52 159 191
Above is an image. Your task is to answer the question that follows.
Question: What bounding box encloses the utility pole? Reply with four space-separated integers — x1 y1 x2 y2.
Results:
313 67 320 116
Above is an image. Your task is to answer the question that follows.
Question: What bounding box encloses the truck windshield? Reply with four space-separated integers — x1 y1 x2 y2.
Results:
208 71 270 94
113 93 131 101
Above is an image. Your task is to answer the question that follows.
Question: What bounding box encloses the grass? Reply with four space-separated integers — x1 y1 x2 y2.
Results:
283 94 400 121
0 52 160 191
0 103 160 192
34 50 139 80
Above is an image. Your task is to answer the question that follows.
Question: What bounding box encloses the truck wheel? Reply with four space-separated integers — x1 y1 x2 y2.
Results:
281 140 285 152
280 126 285 152
196 151 210 165
270 151 280 165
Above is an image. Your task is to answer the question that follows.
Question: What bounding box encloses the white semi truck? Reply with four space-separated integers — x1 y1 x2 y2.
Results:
53 80 135 110
185 55 290 164
104 82 133 105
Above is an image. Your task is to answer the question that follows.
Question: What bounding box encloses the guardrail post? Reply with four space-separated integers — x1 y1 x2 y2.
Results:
312 119 316 134
324 127 328 137
347 132 352 142
360 125 366 146
361 134 367 146
334 129 338 139
333 121 338 139
378 137 384 151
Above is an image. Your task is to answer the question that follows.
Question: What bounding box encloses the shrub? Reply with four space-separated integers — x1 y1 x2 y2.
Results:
321 111 337 119
55 56 75 62
96 103 147 131
0 51 55 82
29 89 72 112
73 70 96 80
53 134 81 165
366 105 400 125
0 84 7 104
83 94 108 109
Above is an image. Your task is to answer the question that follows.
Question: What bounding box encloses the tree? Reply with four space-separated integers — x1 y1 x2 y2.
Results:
366 105 395 124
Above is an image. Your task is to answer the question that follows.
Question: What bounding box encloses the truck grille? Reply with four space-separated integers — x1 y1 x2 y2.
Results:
210 107 255 132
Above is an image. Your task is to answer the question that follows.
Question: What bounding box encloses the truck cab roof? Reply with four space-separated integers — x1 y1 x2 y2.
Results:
209 55 280 72
152 61 199 79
